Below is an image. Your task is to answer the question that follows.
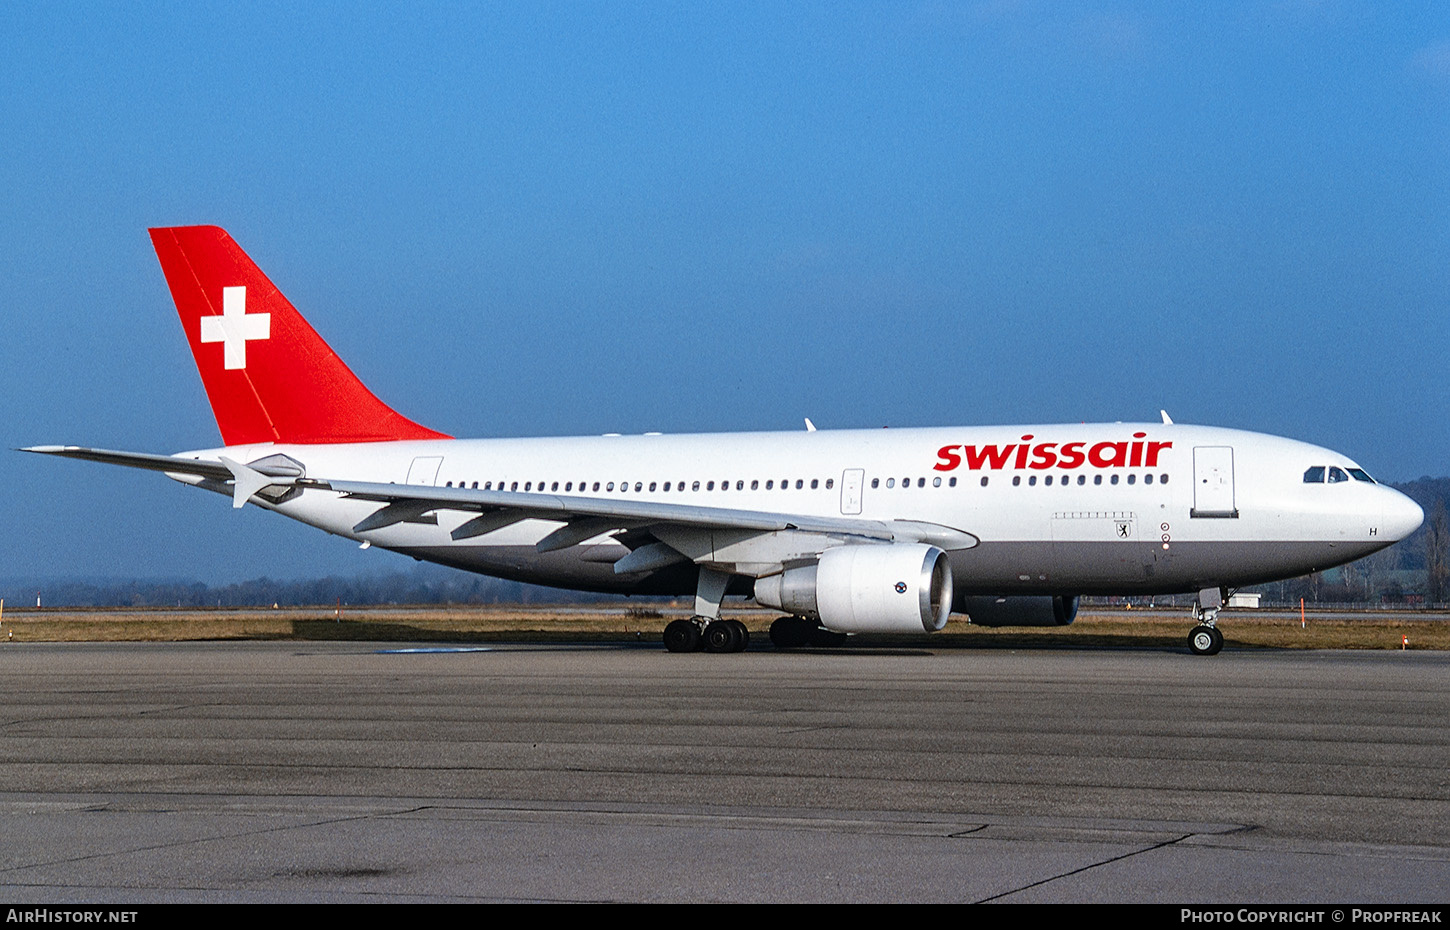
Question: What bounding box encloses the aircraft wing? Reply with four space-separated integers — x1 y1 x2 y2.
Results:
317 477 978 576
23 446 978 576
320 477 972 541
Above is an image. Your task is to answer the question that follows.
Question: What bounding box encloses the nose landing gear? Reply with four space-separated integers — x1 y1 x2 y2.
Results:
1188 624 1224 655
1187 586 1226 656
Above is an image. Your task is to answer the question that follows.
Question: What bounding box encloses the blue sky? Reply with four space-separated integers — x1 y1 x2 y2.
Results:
4 2 1448 583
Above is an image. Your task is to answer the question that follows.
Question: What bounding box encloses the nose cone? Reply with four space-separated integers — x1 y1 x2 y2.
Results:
1383 489 1425 542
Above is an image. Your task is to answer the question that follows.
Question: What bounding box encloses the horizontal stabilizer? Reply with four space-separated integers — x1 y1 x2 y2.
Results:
21 446 232 480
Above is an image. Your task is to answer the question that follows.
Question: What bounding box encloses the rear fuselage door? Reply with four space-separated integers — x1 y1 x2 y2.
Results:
407 456 443 486
1191 446 1237 518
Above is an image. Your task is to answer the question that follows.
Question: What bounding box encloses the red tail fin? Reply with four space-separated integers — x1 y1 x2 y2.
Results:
149 226 450 446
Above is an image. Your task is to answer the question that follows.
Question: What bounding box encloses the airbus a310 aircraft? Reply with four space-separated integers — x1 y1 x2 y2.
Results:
27 227 1424 655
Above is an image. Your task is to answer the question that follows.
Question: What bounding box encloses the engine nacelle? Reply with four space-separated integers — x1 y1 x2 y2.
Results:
961 595 1079 627
754 544 954 634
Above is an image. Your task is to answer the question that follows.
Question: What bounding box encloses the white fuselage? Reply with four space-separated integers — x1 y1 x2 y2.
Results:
174 422 1425 602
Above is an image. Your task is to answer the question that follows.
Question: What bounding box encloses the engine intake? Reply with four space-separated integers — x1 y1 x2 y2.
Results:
754 544 954 634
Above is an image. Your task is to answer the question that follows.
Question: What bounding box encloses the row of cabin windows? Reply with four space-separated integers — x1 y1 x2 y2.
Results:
440 473 1169 492
1012 472 1168 487
444 478 836 493
871 477 959 488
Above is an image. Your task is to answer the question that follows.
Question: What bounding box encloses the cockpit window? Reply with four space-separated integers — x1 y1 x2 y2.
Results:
1303 466 1325 483
1328 467 1349 483
1347 468 1375 483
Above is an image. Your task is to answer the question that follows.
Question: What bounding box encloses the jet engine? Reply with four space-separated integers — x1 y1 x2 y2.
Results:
961 595 1079 627
754 544 954 633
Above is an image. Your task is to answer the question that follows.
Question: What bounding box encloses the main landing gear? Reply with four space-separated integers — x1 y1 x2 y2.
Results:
663 617 750 653
1187 586 1225 656
662 567 749 654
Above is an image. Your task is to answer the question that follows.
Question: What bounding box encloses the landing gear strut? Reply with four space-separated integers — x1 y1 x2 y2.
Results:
662 568 749 654
1187 587 1225 656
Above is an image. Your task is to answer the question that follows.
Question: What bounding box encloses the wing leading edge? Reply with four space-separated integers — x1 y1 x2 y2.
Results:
22 446 978 578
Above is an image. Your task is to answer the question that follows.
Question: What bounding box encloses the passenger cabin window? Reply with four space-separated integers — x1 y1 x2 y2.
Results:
1304 467 1326 483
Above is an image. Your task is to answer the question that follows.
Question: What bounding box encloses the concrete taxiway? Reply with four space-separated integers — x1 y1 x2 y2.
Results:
0 641 1446 902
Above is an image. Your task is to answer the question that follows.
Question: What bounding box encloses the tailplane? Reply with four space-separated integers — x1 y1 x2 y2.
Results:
149 226 449 445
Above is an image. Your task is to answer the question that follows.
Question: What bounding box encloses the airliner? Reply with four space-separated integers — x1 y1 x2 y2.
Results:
25 226 1425 655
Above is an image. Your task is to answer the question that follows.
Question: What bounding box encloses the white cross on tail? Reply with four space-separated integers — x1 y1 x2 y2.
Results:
199 286 270 370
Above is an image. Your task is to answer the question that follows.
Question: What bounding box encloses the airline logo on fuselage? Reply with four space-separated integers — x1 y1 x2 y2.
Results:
933 433 1172 472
